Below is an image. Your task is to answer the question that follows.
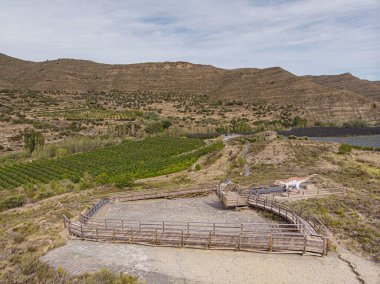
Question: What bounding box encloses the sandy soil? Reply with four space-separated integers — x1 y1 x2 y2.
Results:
248 140 295 165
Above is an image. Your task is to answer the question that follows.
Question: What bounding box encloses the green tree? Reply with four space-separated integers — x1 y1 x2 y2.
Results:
23 128 44 154
292 116 308 128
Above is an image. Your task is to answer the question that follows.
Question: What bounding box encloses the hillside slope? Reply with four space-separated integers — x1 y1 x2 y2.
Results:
0 53 379 121
303 73 380 102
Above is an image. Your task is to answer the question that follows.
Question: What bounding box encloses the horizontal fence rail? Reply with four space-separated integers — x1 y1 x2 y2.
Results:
63 217 327 255
115 187 216 202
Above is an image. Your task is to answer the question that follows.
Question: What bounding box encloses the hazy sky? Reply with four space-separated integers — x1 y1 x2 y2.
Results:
1 0 379 80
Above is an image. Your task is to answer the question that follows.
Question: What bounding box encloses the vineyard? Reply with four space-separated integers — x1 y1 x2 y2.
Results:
0 137 224 189
41 109 143 120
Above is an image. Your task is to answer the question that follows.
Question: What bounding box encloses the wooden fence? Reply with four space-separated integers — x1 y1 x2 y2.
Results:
64 186 329 256
79 198 110 224
63 216 327 255
115 186 215 202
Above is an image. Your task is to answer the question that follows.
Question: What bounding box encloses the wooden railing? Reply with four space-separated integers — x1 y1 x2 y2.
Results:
64 187 329 256
115 187 215 202
79 198 110 224
63 216 327 255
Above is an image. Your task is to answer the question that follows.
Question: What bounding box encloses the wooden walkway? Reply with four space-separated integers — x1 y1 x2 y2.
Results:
64 186 329 256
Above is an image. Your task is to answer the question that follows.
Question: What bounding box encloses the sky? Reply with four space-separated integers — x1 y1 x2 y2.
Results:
0 0 379 80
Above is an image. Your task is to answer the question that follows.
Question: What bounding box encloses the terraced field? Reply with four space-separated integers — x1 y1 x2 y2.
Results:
0 137 223 189
41 108 143 120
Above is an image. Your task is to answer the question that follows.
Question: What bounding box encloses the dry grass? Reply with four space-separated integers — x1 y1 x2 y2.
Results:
0 187 142 283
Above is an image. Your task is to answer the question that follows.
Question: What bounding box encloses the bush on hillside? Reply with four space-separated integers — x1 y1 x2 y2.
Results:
338 143 352 154
0 195 26 210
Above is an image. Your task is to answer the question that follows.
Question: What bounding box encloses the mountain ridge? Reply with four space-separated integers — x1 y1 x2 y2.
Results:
0 53 378 122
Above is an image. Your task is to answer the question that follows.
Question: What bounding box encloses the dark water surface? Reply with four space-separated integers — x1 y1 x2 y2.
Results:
309 135 380 148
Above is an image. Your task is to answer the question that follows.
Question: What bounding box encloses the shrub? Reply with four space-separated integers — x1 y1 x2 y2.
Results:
20 253 40 275
237 156 246 167
343 119 369 128
292 116 308 128
95 173 111 185
195 164 201 171
0 195 26 210
338 144 352 154
111 174 134 188
56 147 68 158
35 191 54 200
78 172 94 190
78 268 141 284
288 135 297 140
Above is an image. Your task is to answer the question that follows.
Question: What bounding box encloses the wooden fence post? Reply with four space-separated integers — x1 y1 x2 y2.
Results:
208 231 211 248
154 229 158 246
80 225 84 240
323 237 328 256
112 229 115 242
303 235 307 255
268 235 273 252
130 228 133 244
181 230 184 248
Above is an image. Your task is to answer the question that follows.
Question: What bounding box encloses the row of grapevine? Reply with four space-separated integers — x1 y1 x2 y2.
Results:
0 137 223 190
42 109 143 121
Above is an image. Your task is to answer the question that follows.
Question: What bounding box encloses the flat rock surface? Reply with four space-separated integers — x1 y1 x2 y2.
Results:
42 240 366 284
42 195 379 283
95 195 275 225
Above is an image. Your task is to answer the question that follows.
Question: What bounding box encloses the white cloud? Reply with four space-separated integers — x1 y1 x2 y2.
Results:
0 0 379 79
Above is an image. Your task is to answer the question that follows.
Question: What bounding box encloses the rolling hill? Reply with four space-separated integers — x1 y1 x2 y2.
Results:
0 53 379 122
